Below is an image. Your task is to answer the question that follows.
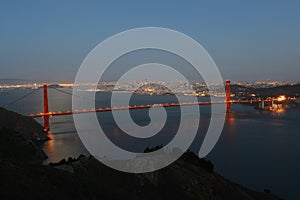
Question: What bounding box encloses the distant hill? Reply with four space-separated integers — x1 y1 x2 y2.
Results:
0 79 56 85
255 84 300 97
134 83 174 95
0 79 33 85
231 84 300 98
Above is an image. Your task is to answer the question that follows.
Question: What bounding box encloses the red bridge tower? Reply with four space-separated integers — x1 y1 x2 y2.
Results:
43 84 50 132
225 80 231 113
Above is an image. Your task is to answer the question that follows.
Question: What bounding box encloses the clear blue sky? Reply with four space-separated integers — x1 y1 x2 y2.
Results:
0 0 299 82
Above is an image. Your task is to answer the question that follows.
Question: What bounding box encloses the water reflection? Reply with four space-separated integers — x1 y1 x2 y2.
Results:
225 112 236 134
270 107 285 116
226 112 235 126
43 131 89 164
44 132 55 154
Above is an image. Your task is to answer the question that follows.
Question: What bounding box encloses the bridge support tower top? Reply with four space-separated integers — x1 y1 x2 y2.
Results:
226 80 231 113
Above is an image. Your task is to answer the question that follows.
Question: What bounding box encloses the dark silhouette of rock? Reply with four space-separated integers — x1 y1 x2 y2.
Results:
0 107 49 142
265 189 272 194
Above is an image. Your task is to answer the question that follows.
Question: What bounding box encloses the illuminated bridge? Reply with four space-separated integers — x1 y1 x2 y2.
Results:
2 81 265 132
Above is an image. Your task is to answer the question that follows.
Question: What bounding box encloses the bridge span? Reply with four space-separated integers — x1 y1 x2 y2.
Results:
3 80 265 132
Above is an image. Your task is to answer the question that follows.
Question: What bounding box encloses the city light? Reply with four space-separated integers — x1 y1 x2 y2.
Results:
277 95 287 102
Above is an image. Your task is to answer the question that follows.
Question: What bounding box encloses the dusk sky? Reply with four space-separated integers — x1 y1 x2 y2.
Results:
1 0 299 82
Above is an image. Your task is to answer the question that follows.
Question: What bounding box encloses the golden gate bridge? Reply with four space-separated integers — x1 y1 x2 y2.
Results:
2 80 263 132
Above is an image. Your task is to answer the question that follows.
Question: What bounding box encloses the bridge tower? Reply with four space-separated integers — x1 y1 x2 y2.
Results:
225 80 231 113
43 84 50 132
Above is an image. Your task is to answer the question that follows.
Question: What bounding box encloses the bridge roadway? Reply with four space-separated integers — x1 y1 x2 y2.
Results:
28 99 262 118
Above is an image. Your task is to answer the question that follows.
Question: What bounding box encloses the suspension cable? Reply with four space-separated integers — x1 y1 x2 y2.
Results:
2 87 41 107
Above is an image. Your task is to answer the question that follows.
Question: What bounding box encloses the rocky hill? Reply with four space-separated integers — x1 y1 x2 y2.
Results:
0 107 49 143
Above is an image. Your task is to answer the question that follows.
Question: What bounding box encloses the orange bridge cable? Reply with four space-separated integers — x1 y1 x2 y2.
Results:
28 97 264 118
48 87 103 103
29 100 259 118
2 87 41 108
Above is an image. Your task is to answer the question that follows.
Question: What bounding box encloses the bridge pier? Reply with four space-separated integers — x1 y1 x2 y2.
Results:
43 84 50 132
226 80 231 113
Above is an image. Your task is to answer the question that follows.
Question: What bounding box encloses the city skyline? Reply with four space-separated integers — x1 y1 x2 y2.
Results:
1 1 300 81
